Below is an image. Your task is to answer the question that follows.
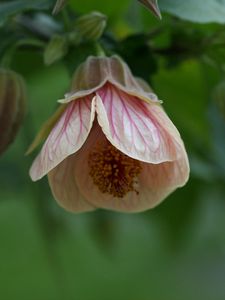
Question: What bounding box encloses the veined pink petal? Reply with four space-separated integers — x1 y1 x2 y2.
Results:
96 83 181 164
30 95 95 181
48 153 95 213
74 124 189 212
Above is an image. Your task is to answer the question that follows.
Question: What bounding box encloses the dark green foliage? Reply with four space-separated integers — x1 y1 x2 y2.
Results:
117 33 158 81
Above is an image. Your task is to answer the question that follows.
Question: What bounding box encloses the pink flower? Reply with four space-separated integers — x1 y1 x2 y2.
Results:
29 56 189 213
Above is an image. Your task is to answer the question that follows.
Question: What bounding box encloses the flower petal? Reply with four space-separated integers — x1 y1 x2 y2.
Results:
96 84 182 164
75 129 189 213
30 95 95 181
137 151 189 210
48 153 95 213
74 125 189 212
59 56 159 104
88 160 188 212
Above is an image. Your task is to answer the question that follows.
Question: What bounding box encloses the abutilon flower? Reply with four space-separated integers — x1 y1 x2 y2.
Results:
29 56 189 213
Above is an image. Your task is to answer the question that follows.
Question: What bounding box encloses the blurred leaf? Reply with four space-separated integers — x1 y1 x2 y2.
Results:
64 42 97 75
70 0 130 19
159 0 225 24
161 24 206 69
209 104 225 175
0 0 53 26
90 211 116 252
0 198 63 300
16 13 62 39
204 42 225 72
212 80 225 119
0 28 18 58
153 60 209 143
117 34 158 81
190 154 219 182
150 178 200 247
44 35 68 65
26 105 66 154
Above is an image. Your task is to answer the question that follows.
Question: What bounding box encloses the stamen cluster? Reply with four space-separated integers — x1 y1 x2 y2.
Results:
88 142 142 198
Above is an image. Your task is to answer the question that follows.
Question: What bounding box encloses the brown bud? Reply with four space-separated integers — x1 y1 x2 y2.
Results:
52 0 68 15
0 69 26 155
138 0 162 19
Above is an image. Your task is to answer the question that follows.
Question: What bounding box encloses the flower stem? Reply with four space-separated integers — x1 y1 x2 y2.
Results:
95 42 106 57
61 8 71 31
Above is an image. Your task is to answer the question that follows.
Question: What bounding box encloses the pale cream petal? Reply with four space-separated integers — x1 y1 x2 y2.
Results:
74 124 189 213
48 154 95 213
76 152 189 213
136 151 190 210
75 158 189 213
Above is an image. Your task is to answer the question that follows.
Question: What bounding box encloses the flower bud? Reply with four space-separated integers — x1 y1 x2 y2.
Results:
75 11 107 41
44 35 68 65
0 69 26 155
52 0 68 15
65 55 159 103
138 0 162 19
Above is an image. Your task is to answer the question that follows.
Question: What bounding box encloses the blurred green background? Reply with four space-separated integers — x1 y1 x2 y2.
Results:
1 0 225 299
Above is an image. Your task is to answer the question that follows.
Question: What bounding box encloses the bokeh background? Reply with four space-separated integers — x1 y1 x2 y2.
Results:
1 0 225 299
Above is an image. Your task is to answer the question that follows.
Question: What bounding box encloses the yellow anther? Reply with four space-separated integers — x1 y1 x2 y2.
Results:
88 142 142 198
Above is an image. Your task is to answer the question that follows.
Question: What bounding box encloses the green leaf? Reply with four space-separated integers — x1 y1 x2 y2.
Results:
117 34 158 82
152 60 209 142
212 81 225 119
0 0 53 26
26 104 66 155
64 42 97 75
44 35 68 65
159 0 225 24
70 0 130 19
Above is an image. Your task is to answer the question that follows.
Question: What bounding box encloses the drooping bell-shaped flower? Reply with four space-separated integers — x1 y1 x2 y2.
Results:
29 55 189 213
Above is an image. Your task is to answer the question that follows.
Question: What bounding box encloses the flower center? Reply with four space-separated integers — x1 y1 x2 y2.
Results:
88 142 142 198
